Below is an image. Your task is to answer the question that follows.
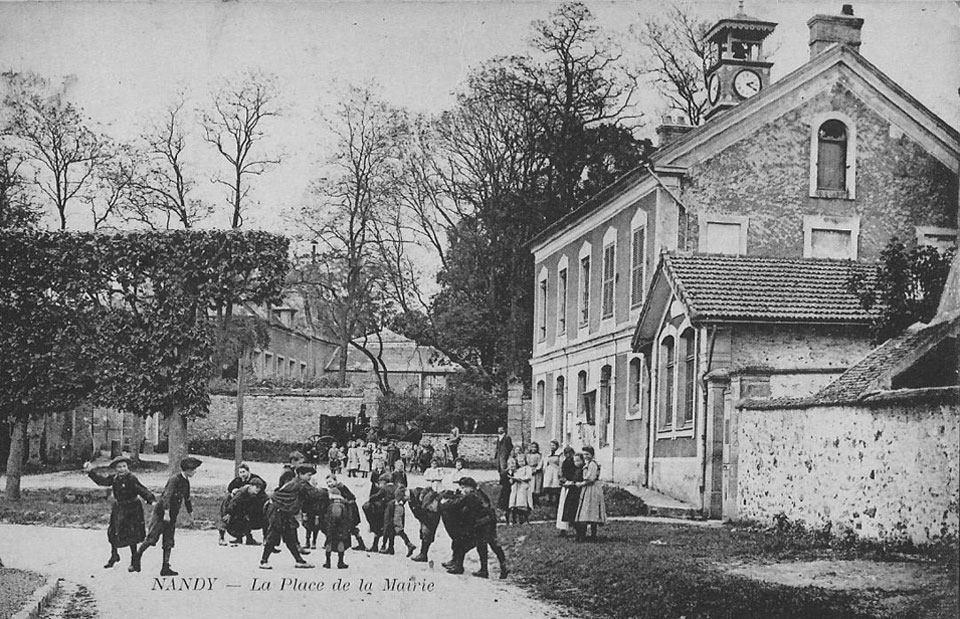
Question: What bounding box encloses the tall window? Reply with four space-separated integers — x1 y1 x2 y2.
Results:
577 370 587 418
538 277 548 341
555 376 565 430
629 357 643 412
817 119 847 191
579 256 591 326
557 268 568 334
601 243 615 319
680 329 696 426
599 365 612 447
631 227 646 307
536 380 546 423
659 336 675 429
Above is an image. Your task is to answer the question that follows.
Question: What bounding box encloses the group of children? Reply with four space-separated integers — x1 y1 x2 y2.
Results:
327 439 418 477
498 442 549 524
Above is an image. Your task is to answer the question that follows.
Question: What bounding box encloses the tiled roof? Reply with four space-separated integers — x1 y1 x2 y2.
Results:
664 253 877 323
742 315 960 409
810 316 959 404
326 330 461 375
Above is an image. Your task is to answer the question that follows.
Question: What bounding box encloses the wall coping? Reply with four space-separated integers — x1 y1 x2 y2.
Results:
739 385 960 411
210 388 364 398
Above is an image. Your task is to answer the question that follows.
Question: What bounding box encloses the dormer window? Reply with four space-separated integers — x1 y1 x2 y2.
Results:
809 113 856 199
817 120 847 191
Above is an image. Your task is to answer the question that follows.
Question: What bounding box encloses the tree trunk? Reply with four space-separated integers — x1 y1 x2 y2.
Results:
167 409 188 469
234 352 246 476
5 418 27 501
337 332 349 386
129 416 143 464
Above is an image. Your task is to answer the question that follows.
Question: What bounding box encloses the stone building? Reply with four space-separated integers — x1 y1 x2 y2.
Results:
527 5 959 510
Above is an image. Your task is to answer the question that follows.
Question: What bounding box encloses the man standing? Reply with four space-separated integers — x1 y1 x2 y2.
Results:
493 426 513 473
132 456 201 576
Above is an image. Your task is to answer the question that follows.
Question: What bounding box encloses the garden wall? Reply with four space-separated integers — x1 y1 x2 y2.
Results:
421 433 498 463
737 388 959 546
189 389 370 443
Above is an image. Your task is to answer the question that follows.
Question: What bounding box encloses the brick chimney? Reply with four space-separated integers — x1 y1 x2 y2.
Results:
808 4 864 58
656 114 694 148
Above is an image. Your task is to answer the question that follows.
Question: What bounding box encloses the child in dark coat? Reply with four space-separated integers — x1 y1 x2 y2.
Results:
380 487 416 557
323 486 351 569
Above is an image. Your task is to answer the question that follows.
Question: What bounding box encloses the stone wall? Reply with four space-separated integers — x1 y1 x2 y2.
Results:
190 390 366 443
421 433 498 464
737 389 959 546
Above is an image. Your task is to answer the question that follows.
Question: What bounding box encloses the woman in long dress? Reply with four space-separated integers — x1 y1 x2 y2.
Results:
542 440 562 506
574 446 607 541
508 455 532 524
526 442 543 506
359 442 373 477
555 448 580 535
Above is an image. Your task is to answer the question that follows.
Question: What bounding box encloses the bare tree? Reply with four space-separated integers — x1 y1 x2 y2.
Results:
632 3 712 125
128 95 211 229
293 84 407 390
202 71 281 229
1 72 107 229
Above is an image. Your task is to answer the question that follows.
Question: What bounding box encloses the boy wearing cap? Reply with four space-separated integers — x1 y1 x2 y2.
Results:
132 456 202 576
84 457 156 570
260 464 325 570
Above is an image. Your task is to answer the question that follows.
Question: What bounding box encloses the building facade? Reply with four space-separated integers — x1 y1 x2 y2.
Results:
528 7 959 503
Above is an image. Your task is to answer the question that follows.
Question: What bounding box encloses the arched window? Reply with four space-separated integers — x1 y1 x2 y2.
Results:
536 380 546 422
599 365 612 447
659 335 675 429
629 357 642 411
816 119 847 191
577 370 587 418
679 329 696 426
555 376 565 430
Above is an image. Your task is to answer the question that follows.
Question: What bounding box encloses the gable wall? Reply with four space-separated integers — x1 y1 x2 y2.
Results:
679 82 958 259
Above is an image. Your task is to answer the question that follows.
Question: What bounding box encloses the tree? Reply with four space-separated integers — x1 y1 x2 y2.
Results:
91 231 290 467
406 3 647 389
126 96 212 230
292 84 407 391
632 3 712 125
0 146 42 229
848 238 955 344
0 232 100 499
202 71 281 229
1 72 108 229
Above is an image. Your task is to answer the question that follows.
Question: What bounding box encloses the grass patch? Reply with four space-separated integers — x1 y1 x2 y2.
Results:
478 481 647 522
0 488 226 530
496 521 959 619
0 568 46 619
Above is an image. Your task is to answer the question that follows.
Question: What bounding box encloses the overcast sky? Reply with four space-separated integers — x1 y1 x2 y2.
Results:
1 0 958 235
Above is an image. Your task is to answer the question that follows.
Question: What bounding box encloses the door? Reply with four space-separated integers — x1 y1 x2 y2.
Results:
721 387 737 520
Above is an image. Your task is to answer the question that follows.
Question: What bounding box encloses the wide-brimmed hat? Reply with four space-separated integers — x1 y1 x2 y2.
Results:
180 456 203 471
296 464 317 476
109 456 131 468
454 476 477 489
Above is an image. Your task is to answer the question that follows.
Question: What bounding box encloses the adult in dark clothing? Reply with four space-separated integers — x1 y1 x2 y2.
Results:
493 426 513 473
417 444 435 473
558 451 584 534
362 479 396 552
219 463 267 546
390 460 408 488
277 451 305 490
260 465 326 570
407 487 442 562
85 457 156 570
450 477 508 579
446 427 461 462
132 456 201 576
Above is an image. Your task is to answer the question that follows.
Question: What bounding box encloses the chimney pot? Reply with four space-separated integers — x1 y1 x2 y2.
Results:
807 8 864 58
841 4 854 16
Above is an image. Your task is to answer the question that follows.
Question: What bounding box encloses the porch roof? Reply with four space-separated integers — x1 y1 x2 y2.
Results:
633 253 876 348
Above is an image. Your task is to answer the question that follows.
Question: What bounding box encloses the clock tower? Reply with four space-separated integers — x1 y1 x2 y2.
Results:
702 9 777 121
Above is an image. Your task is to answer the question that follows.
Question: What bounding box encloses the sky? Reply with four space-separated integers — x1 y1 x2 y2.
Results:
1 0 958 236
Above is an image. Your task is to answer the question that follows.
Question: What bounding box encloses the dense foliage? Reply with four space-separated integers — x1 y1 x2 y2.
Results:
377 380 506 435
848 238 955 343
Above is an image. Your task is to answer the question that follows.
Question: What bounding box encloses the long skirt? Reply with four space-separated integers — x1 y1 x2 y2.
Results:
556 486 580 530
108 500 147 547
575 483 607 525
531 470 544 496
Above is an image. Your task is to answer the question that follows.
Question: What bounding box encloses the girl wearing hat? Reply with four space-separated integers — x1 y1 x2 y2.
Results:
84 457 156 570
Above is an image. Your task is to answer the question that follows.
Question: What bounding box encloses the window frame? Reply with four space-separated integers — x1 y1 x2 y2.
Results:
535 379 546 428
601 242 616 320
680 329 696 428
626 354 647 421
537 267 548 342
557 256 569 336
578 242 592 328
803 214 860 260
915 226 958 252
658 334 676 431
809 112 857 199
697 212 749 255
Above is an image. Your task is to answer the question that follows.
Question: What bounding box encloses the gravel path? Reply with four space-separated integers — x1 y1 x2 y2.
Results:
0 567 45 619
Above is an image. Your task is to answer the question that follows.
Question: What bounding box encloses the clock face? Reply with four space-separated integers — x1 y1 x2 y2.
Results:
734 70 762 98
707 74 720 105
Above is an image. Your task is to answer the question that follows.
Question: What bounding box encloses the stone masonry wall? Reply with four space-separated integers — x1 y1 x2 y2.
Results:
421 433 498 464
190 391 364 443
737 394 959 545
